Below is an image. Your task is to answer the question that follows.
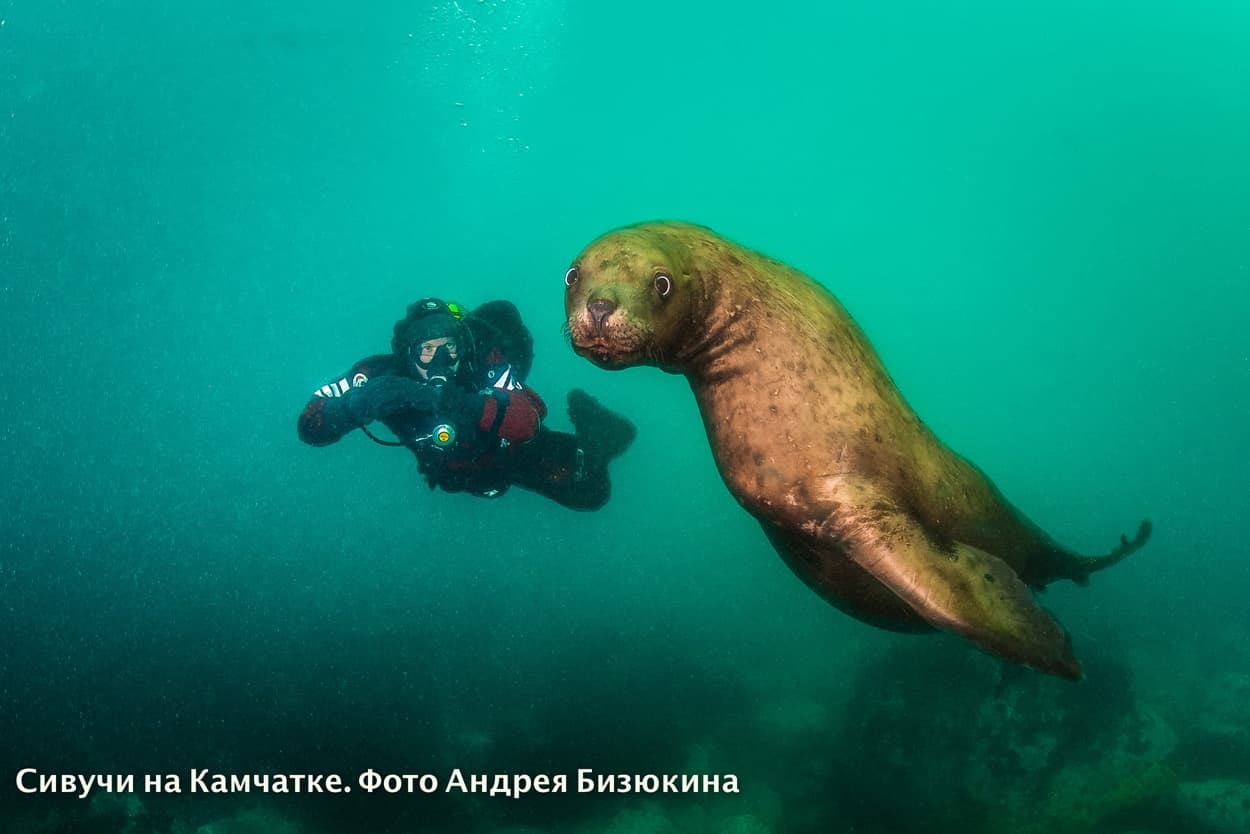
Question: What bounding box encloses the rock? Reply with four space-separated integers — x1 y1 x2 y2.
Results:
754 698 830 739
1169 779 1250 834
599 803 677 834
194 807 301 834
833 636 1177 834
719 813 772 834
1191 672 1250 770
87 790 145 820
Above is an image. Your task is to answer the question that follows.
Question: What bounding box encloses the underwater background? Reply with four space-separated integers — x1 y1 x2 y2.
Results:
2 1 1248 832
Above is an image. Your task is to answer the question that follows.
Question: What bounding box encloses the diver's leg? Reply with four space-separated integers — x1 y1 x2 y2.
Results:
509 428 608 510
508 392 635 511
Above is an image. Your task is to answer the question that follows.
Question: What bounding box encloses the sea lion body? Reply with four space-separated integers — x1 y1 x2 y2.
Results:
564 221 1149 679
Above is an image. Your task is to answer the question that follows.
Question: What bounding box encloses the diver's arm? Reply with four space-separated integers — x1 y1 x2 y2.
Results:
297 355 394 446
446 363 547 444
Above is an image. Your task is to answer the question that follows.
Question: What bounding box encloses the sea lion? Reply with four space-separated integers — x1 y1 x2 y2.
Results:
562 221 1150 679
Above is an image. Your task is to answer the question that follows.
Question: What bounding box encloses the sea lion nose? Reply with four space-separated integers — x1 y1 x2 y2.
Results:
586 298 616 333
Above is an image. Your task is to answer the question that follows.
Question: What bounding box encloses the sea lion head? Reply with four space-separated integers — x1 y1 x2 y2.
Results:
563 222 705 372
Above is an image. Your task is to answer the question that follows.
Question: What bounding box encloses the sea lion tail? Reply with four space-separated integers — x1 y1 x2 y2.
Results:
1070 519 1152 585
568 389 637 462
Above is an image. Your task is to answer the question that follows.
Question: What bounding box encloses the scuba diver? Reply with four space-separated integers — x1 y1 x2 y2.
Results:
297 298 635 510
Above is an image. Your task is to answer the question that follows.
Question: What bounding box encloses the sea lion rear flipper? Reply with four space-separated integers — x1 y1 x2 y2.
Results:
1067 519 1153 584
810 474 1081 679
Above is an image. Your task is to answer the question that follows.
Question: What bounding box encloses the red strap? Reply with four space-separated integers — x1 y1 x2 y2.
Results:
478 396 500 433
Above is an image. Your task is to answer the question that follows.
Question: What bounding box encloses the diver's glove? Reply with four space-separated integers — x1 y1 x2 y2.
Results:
346 376 440 425
433 385 485 427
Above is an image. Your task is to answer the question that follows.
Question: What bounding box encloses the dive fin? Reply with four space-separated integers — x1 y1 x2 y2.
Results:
568 389 636 462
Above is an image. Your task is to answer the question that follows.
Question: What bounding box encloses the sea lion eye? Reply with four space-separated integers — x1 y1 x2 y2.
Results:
564 267 579 288
654 272 673 298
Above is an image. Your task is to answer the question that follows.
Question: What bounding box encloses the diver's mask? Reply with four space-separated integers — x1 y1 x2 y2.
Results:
411 336 460 386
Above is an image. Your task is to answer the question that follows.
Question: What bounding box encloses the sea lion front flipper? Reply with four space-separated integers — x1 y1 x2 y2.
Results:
808 474 1081 679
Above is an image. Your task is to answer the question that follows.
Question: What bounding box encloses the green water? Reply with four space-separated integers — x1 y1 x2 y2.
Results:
2 2 1248 833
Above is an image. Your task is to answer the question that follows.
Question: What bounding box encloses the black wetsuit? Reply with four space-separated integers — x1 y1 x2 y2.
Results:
298 347 608 510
